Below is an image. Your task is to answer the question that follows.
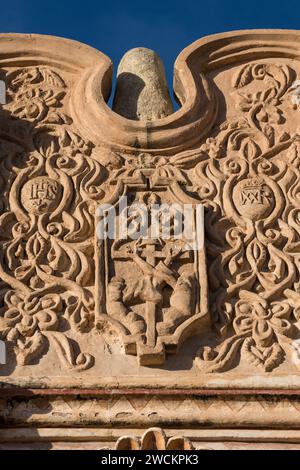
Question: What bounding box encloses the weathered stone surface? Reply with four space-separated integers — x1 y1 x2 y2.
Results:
1 30 300 449
112 47 174 120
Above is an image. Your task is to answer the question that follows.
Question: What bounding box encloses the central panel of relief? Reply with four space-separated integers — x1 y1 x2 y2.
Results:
95 157 208 365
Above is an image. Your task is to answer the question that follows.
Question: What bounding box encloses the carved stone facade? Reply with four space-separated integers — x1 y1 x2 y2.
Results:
1 30 300 449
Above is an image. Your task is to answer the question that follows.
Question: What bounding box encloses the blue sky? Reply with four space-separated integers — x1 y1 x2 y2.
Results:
1 0 300 95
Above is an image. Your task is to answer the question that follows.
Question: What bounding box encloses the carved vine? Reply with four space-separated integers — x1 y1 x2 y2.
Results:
1 61 300 373
103 427 197 450
192 63 300 372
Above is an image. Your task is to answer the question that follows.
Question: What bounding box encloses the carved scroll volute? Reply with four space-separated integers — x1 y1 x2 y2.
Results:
95 154 209 366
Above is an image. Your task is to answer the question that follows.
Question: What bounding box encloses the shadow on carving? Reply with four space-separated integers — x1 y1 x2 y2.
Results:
112 72 145 120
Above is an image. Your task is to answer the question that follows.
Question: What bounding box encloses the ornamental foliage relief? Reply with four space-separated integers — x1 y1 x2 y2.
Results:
194 63 300 372
0 66 104 370
0 34 300 377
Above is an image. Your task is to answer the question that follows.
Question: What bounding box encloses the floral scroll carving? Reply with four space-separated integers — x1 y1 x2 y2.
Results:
1 46 300 377
0 66 106 370
107 427 196 451
194 62 300 372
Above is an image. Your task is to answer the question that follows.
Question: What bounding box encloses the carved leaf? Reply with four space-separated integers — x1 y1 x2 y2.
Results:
40 68 66 88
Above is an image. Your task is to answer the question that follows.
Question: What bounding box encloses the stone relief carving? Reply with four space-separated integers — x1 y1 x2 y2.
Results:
105 427 195 450
0 62 209 369
95 152 208 365
6 67 68 124
193 62 300 372
0 66 100 370
0 33 300 379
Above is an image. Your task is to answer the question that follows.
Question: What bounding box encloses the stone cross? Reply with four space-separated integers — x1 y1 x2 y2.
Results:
137 239 167 347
